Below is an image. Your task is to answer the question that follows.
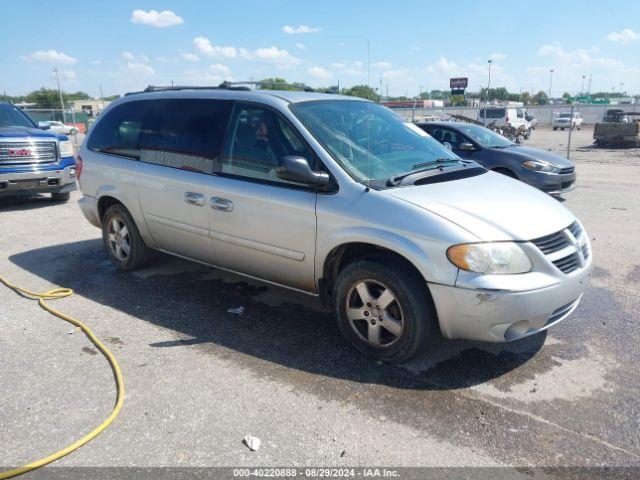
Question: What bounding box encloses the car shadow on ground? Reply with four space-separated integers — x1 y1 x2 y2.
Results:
10 239 545 391
0 194 68 212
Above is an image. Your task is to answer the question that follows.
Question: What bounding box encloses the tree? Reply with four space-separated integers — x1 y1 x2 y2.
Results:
22 88 92 108
258 77 309 91
533 91 549 105
521 92 531 105
341 85 380 102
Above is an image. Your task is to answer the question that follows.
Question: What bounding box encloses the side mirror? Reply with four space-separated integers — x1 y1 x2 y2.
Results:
277 156 330 188
458 142 476 152
442 142 452 151
38 122 50 130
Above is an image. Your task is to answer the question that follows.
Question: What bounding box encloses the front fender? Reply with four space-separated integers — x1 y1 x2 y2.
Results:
316 225 459 288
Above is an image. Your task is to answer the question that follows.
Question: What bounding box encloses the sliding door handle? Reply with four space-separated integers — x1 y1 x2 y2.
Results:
210 197 233 212
184 192 205 206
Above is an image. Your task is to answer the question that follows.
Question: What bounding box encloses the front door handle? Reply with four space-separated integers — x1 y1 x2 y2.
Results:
210 197 233 212
184 192 205 206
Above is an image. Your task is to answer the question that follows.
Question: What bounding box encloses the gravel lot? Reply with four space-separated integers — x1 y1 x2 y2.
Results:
1 139 639 475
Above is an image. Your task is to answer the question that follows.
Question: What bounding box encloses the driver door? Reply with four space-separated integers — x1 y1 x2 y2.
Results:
207 103 319 292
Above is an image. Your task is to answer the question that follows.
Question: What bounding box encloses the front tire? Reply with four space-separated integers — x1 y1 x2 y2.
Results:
101 204 152 270
51 191 70 202
333 258 437 363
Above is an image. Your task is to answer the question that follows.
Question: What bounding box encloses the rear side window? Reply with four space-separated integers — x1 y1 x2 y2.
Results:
87 99 232 173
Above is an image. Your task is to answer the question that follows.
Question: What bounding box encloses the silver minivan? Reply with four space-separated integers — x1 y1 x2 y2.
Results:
77 86 593 363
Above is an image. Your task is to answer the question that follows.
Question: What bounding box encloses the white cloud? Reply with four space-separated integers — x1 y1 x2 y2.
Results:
426 57 458 73
605 28 640 44
182 63 232 83
181 52 199 62
307 66 332 80
193 36 237 59
381 69 407 80
91 59 102 65
120 52 154 76
295 42 306 50
60 70 77 82
252 47 300 66
489 53 507 61
209 63 231 77
332 61 365 76
130 9 183 28
371 61 391 69
282 24 322 34
25 49 76 64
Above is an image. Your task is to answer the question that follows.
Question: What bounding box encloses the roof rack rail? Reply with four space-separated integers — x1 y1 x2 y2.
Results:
125 84 251 96
219 81 315 92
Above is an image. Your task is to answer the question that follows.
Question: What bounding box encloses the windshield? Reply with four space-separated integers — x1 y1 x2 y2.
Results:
0 104 36 128
559 113 572 118
451 123 514 148
290 100 461 184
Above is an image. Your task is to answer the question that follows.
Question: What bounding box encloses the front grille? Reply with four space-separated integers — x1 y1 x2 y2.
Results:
531 221 588 275
532 229 570 254
560 167 575 174
0 141 58 167
552 252 580 274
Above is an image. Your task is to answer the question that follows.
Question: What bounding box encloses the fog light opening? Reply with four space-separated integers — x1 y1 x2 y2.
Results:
504 320 531 341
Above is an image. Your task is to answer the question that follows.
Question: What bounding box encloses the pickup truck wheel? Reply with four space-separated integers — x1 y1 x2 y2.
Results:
334 259 436 363
553 127 558 131
51 192 70 202
101 204 151 270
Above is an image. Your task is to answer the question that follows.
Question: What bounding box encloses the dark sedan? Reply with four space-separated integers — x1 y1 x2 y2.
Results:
416 121 576 195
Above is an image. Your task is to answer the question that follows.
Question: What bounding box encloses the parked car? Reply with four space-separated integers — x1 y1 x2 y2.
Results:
602 109 630 123
525 111 538 130
479 106 531 138
78 86 592 363
39 120 78 135
0 102 77 201
418 121 576 195
553 112 583 130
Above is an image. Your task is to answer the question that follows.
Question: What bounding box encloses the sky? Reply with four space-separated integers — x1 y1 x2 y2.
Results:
2 0 640 98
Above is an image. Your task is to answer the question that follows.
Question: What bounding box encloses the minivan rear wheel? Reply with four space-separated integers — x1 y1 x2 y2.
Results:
334 258 437 363
101 204 152 270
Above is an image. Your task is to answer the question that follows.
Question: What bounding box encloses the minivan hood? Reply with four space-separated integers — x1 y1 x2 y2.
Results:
504 145 574 168
383 171 575 241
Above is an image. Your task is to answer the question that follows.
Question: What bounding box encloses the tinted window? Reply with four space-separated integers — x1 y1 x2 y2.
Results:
220 103 314 184
88 99 232 173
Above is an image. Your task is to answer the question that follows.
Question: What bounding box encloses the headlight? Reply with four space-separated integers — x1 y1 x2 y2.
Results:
447 242 532 274
59 140 75 158
522 160 560 173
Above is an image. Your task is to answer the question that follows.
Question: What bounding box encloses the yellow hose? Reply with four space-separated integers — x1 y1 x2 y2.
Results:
0 275 124 479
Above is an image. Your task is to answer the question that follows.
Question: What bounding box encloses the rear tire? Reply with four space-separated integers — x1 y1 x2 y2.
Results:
553 127 558 131
101 204 152 270
333 258 437 363
51 192 70 202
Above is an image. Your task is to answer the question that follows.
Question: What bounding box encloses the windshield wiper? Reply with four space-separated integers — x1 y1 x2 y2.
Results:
387 159 468 186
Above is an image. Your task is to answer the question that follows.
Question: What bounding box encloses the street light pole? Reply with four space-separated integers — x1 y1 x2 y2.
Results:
53 67 66 123
548 69 554 101
581 75 585 95
484 59 492 125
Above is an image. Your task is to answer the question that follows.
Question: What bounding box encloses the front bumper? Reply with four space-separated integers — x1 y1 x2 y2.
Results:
429 242 593 343
519 168 577 195
0 163 77 196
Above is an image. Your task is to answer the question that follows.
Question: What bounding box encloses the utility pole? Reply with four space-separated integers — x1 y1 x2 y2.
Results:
581 75 585 95
99 84 104 99
385 84 389 99
548 69 554 100
53 67 66 123
587 75 592 95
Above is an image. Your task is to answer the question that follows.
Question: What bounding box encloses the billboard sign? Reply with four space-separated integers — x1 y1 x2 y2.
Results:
449 77 468 89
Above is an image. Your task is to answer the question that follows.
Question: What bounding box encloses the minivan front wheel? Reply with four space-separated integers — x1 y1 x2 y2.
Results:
334 259 436 363
101 204 151 270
